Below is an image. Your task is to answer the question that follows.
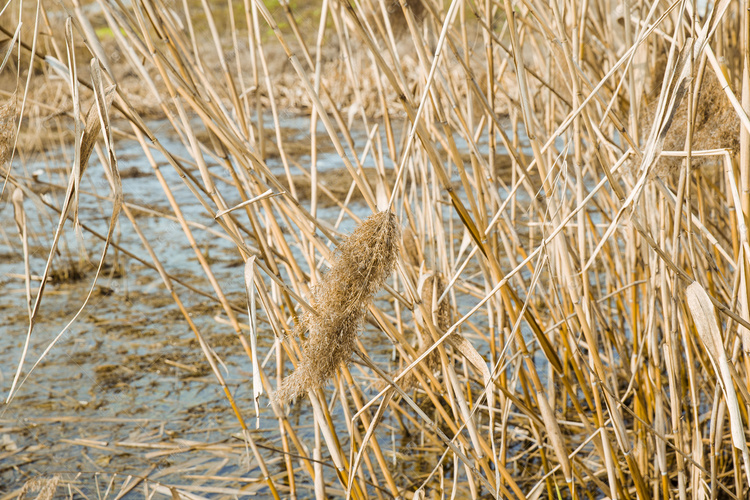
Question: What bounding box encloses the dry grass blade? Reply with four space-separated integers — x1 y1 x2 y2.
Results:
7 64 119 402
64 19 83 230
244 256 263 426
685 282 750 479
275 210 400 404
0 23 21 75
11 187 31 320
215 189 277 218
346 389 394 500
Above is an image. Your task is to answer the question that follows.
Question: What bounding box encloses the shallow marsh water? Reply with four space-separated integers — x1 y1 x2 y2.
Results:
0 114 538 496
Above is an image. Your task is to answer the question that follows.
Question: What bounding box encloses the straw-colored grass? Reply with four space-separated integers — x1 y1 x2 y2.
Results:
2 0 750 497
19 475 60 500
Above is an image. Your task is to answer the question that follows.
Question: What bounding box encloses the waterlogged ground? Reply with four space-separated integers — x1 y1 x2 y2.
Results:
0 114 530 496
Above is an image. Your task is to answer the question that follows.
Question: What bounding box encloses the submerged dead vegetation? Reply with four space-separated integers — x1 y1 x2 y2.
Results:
2 0 750 497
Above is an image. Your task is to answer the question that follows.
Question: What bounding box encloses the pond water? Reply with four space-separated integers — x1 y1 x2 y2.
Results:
0 113 542 496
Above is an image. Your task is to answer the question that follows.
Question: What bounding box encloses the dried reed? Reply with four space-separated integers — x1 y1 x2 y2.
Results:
401 225 421 267
5 0 750 496
396 272 455 389
19 475 60 500
0 93 16 167
275 210 400 404
647 69 741 175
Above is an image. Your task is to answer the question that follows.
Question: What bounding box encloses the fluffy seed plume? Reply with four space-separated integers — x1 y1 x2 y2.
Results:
275 210 400 404
0 94 17 167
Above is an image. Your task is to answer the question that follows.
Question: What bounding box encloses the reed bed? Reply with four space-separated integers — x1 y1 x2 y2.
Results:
2 0 750 498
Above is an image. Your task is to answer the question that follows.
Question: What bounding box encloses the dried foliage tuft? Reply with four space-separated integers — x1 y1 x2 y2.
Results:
0 93 17 167
274 210 400 404
646 70 740 176
402 225 421 267
384 0 427 37
19 475 60 500
416 272 452 335
398 272 459 389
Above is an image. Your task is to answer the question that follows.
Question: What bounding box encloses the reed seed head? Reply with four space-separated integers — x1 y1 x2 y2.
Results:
646 70 740 177
19 475 60 500
398 271 454 390
274 210 400 404
0 94 17 167
385 0 426 37
416 272 452 337
402 225 421 267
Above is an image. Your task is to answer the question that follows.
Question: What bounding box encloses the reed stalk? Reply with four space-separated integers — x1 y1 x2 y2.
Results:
3 0 750 497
